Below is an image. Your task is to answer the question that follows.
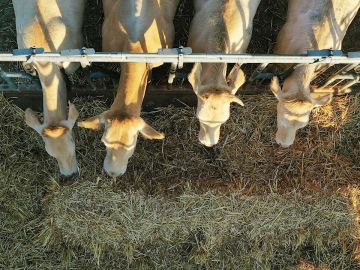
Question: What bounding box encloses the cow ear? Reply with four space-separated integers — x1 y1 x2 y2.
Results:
224 92 245 107
310 92 333 107
78 112 107 130
188 63 202 93
68 102 79 123
140 122 165 140
25 108 43 134
230 96 245 106
270 76 282 100
61 102 79 129
227 64 246 94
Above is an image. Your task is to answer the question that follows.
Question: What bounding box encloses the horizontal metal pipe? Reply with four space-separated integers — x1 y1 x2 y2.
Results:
1 52 360 64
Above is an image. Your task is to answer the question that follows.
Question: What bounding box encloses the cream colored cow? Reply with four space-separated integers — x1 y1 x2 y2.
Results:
79 0 179 177
13 0 85 176
187 0 261 147
272 0 360 147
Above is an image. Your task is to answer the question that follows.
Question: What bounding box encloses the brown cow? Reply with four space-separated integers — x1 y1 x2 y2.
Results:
271 0 360 147
79 0 179 177
187 0 261 147
13 0 85 176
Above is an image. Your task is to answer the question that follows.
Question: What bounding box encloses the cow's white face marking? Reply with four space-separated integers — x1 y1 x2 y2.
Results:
196 89 244 147
25 103 79 177
79 112 164 178
270 77 332 147
188 63 246 147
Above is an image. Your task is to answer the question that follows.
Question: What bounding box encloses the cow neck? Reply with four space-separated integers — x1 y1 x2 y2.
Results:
35 62 67 124
110 62 149 117
199 63 228 91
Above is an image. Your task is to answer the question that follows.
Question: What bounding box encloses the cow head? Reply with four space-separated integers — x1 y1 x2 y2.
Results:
270 77 333 147
25 102 79 177
188 63 245 147
78 111 164 177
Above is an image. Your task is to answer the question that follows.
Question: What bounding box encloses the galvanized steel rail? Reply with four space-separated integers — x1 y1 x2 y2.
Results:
0 47 360 65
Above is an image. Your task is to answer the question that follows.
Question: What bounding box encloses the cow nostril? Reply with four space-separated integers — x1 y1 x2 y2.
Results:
104 167 125 178
276 139 291 148
199 138 216 148
204 142 215 148
59 171 78 185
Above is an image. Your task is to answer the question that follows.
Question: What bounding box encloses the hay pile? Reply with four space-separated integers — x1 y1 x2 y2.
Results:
43 183 359 269
1 93 360 269
0 96 61 269
71 94 360 196
1 0 360 268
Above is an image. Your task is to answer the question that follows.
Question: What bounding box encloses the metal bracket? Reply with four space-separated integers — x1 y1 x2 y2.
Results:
61 47 95 68
306 49 343 66
307 49 343 57
348 51 360 58
13 46 45 64
158 46 192 55
159 47 192 85
60 47 96 55
158 46 192 69
13 47 45 56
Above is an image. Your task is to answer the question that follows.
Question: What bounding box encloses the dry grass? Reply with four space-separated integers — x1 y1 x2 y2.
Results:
1 93 360 269
1 0 360 269
69 94 360 196
0 96 62 269
42 183 359 269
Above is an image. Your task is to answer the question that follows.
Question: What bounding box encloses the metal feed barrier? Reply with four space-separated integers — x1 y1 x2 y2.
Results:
1 47 360 64
0 47 359 109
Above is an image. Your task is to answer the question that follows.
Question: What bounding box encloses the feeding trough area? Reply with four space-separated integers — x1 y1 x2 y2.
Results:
1 47 359 115
1 0 360 269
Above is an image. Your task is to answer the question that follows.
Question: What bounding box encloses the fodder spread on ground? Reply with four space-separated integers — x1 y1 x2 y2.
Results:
1 94 359 269
1 0 360 268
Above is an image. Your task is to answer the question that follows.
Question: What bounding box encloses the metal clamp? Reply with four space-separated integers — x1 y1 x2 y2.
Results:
158 46 192 85
177 46 185 69
307 49 343 57
61 47 95 67
348 51 360 58
80 47 92 67
13 46 45 64
307 49 343 65
13 47 45 56
158 46 192 69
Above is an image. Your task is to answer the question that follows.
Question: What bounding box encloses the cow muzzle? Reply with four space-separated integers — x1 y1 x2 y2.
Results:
199 122 221 147
58 155 79 177
276 127 297 148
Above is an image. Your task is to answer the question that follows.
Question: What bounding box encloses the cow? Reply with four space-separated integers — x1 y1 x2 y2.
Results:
78 0 180 177
187 0 261 147
12 0 86 176
271 0 360 147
